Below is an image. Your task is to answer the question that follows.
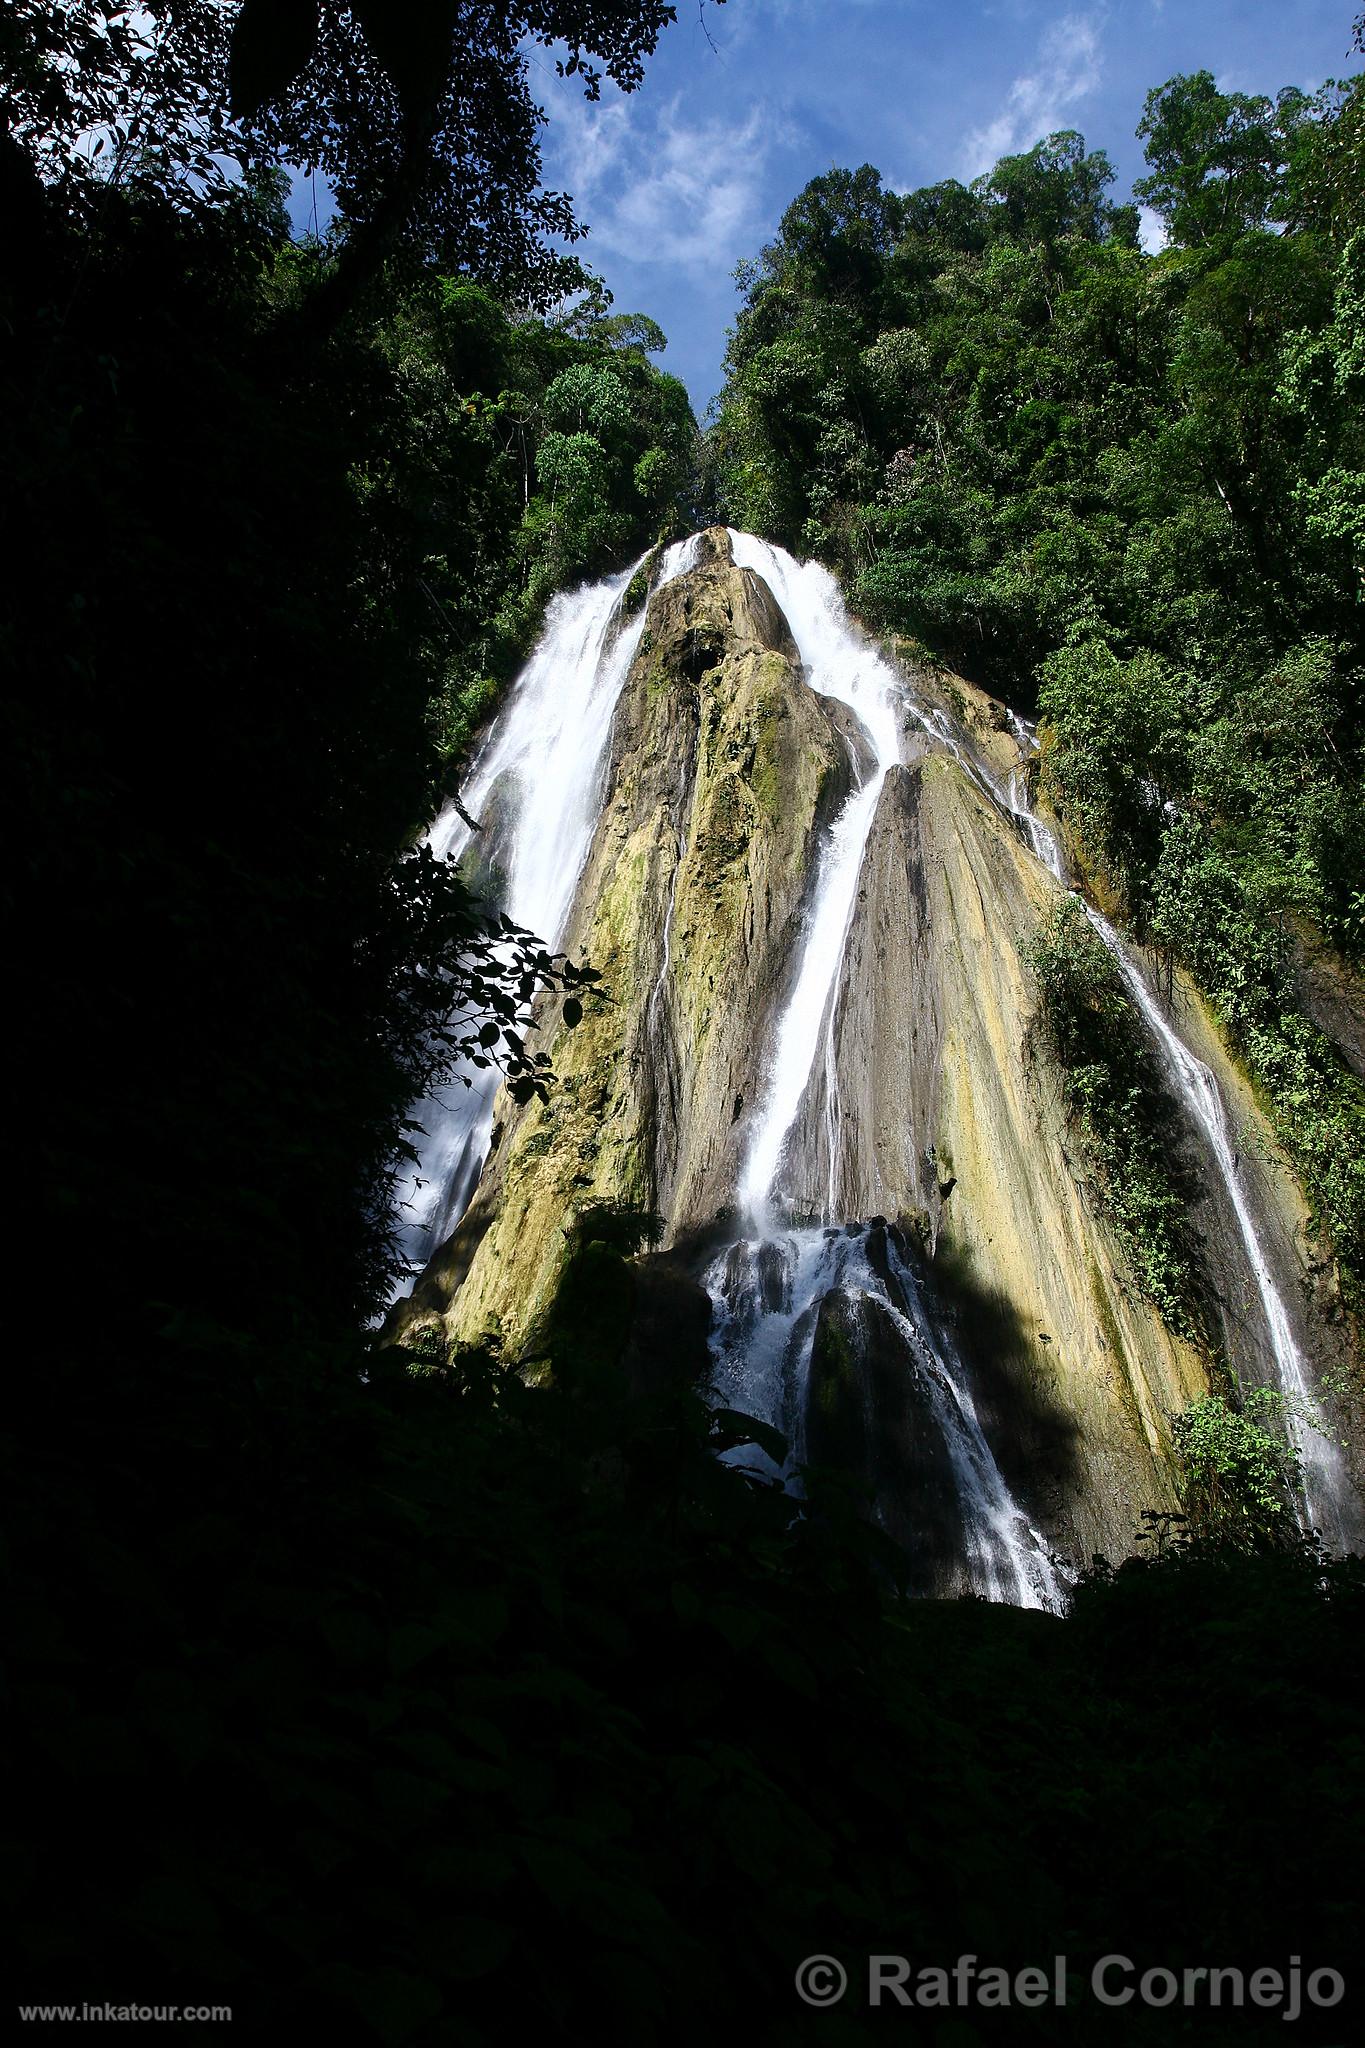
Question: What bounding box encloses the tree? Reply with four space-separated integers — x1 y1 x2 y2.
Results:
896 178 989 255
975 130 1135 249
1134 70 1312 247
1 3 244 212
544 361 633 444
761 164 904 310
235 0 707 334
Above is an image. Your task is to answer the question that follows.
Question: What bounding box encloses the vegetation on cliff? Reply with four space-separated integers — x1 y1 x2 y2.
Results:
1174 1386 1303 1543
1027 898 1200 1333
713 41 1365 1287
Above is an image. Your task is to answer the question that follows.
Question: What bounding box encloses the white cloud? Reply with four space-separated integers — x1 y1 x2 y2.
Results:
544 89 790 274
958 12 1104 181
1137 204 1168 254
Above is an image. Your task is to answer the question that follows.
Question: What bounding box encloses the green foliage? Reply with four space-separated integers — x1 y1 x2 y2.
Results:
978 129 1136 248
536 427 611 508
1148 815 1365 1286
6 3 692 345
1037 644 1189 906
620 549 658 616
1134 70 1314 246
429 672 499 759
544 360 634 441
1279 230 1365 594
363 269 698 763
1174 1388 1299 1543
1027 900 1198 1330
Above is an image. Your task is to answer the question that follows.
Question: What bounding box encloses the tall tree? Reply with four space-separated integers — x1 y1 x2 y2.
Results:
1134 70 1312 246
975 130 1137 249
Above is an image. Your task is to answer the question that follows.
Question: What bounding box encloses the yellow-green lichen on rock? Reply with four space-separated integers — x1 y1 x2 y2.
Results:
433 528 851 1356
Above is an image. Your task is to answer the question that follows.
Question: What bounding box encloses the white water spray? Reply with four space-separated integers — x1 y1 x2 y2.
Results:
727 534 903 1225
706 1222 1063 1609
392 537 700 1286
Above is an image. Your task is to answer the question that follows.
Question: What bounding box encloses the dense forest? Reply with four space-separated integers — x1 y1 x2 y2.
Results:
6 5 1365 2040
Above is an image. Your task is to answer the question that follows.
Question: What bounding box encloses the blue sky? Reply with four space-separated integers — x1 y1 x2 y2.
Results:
283 3 1361 414
528 0 1361 413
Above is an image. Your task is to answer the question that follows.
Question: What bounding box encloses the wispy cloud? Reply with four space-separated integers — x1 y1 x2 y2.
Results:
545 90 791 274
959 12 1104 180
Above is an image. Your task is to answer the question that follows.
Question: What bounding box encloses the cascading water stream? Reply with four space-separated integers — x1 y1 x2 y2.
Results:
880 1231 1062 1605
711 534 1065 1608
1004 726 1351 1546
707 1223 1062 1607
726 533 904 1224
881 687 1343 1545
871 676 1350 1547
1007 713 1068 881
391 536 700 1289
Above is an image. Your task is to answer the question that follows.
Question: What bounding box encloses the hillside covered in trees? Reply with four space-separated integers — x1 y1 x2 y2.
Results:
6 5 1365 2041
712 60 1365 1306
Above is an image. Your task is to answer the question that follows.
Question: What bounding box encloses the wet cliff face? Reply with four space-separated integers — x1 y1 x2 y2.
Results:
820 756 1208 1563
398 530 1363 1582
423 530 853 1358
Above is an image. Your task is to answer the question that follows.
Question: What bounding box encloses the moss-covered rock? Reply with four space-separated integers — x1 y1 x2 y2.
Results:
428 528 852 1355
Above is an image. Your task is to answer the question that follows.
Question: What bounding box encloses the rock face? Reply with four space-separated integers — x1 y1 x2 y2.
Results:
815 756 1207 1562
400 530 1362 1576
807 1280 968 1592
418 529 852 1358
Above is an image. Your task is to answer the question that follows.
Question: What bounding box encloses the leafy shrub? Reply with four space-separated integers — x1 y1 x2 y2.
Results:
1174 1388 1300 1543
1150 816 1365 1290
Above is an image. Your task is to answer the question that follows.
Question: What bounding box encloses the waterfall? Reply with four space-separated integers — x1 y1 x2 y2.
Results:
1007 713 1068 881
396 524 1355 1593
878 687 1342 1544
712 535 1065 1609
707 1222 1061 1608
1004 729 1352 1547
726 534 903 1223
880 1229 1062 1607
391 536 700 1288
